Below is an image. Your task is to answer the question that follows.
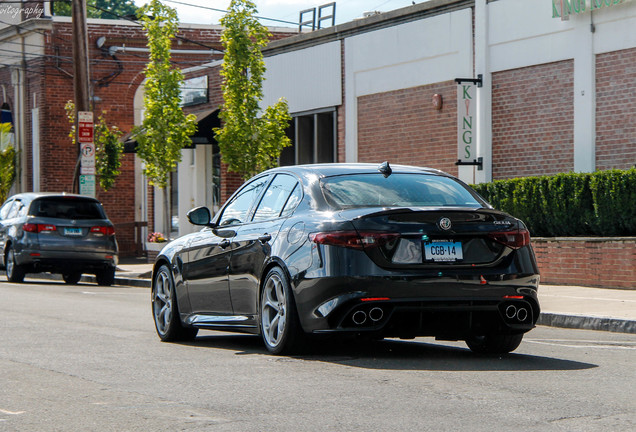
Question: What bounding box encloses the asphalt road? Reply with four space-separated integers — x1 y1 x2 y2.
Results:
1 279 635 431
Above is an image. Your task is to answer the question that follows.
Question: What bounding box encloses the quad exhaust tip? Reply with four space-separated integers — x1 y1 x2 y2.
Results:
505 304 529 322
351 306 385 326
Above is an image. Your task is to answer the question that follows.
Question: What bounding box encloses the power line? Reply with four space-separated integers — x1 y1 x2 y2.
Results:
162 0 299 26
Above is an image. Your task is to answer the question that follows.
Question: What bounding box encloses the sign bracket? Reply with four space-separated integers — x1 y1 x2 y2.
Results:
455 74 483 88
455 157 483 170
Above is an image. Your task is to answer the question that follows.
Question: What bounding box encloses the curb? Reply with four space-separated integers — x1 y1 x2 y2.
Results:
537 312 636 334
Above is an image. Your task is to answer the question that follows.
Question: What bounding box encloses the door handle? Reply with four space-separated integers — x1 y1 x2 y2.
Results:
219 239 231 249
258 234 272 244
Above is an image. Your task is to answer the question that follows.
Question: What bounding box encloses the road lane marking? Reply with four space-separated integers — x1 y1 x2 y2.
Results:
525 339 636 350
0 408 25 415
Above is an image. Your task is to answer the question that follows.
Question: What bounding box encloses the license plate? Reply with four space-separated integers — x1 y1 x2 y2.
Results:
64 227 82 236
424 241 463 262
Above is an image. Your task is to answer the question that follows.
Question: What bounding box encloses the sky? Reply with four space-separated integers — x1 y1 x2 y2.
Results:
133 1 425 28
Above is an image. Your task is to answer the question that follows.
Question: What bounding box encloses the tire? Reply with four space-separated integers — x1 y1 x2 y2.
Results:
151 264 198 342
5 246 25 283
63 272 82 285
466 333 524 355
260 267 304 355
95 268 115 286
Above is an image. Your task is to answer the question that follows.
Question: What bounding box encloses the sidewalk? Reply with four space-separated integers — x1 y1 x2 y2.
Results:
6 259 636 334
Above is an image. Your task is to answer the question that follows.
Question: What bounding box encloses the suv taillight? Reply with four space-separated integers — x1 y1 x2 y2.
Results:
310 231 399 250
91 226 115 236
23 223 56 233
488 229 530 249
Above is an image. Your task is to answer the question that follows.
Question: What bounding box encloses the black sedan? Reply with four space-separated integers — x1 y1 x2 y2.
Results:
151 163 540 355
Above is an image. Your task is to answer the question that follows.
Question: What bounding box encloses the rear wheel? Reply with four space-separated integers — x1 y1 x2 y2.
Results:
95 268 115 286
260 267 304 355
152 264 198 342
6 246 25 283
63 272 82 284
466 333 524 354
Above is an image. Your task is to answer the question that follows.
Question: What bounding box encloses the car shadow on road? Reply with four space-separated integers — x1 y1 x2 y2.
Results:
185 334 597 372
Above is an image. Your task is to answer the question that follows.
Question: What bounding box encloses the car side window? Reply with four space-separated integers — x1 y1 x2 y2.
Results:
280 183 302 218
0 199 14 220
218 176 269 227
252 174 299 222
6 200 22 219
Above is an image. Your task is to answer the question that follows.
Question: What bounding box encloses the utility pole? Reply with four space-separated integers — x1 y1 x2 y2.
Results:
71 0 92 194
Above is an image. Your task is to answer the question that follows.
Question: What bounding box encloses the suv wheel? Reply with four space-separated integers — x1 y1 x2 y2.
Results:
63 272 82 284
6 247 25 283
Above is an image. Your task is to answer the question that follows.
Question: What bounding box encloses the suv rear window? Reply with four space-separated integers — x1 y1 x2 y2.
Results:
30 198 106 220
321 173 485 209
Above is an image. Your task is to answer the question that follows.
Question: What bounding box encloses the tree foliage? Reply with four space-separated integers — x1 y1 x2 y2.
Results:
53 0 138 19
0 123 16 202
215 0 291 180
133 0 197 189
64 101 124 192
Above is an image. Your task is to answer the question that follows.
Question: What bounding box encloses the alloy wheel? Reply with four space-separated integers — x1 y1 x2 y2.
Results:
153 269 173 336
261 271 288 348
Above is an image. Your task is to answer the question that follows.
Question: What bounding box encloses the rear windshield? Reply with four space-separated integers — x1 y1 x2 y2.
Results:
321 173 485 209
29 198 106 220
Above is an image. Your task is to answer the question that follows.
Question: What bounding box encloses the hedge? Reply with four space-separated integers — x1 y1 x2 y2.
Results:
470 169 636 237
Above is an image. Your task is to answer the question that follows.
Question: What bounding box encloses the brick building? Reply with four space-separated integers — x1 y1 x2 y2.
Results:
0 1 294 254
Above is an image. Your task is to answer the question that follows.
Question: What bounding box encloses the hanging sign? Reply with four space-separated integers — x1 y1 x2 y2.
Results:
456 81 476 163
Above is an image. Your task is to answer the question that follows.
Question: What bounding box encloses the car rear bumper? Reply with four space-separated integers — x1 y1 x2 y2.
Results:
294 274 540 339
16 249 118 273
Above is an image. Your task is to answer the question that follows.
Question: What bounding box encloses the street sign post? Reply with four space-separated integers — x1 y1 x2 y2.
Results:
77 111 95 197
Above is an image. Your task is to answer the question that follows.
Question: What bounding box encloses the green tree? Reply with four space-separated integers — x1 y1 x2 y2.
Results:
64 101 124 192
53 0 138 19
133 0 197 236
215 0 291 180
0 123 16 202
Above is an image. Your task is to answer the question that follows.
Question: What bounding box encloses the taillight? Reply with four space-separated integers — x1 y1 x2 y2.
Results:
309 231 399 250
23 223 56 233
23 223 38 233
488 229 530 249
91 226 115 236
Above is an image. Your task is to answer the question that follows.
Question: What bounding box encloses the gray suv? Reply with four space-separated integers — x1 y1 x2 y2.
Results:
0 193 118 285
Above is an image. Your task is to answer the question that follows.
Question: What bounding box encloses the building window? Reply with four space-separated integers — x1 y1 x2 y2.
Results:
280 108 336 166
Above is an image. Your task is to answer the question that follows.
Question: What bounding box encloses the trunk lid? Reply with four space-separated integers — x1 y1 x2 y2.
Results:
342 207 523 268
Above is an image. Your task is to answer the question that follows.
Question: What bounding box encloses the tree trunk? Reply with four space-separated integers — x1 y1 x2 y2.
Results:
163 186 170 240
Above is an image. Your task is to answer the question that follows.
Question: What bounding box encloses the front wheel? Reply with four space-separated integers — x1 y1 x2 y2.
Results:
6 246 25 283
466 333 524 354
152 264 198 342
260 267 304 355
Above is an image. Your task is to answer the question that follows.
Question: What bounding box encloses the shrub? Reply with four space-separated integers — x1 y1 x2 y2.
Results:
471 169 636 237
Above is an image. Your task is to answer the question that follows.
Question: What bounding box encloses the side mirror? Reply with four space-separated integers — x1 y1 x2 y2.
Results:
187 207 213 226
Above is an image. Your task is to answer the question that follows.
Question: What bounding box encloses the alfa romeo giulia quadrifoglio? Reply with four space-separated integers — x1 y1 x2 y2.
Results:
151 163 540 355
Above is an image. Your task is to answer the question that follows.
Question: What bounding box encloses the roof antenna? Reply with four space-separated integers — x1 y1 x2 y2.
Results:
378 161 392 178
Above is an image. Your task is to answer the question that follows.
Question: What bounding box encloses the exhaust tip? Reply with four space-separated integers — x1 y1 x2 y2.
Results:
516 307 529 322
352 310 367 325
505 304 517 320
369 307 384 322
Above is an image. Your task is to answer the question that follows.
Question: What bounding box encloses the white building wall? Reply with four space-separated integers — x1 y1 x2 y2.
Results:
485 0 636 174
343 8 473 179
262 41 342 114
